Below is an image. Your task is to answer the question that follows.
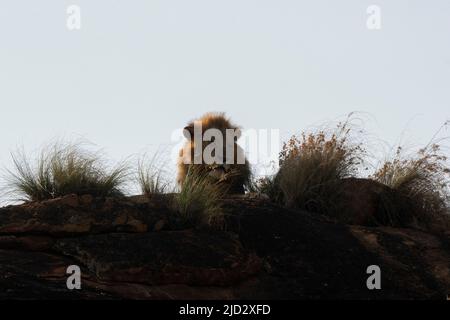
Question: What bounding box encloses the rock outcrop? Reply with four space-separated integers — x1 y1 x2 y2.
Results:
0 194 448 299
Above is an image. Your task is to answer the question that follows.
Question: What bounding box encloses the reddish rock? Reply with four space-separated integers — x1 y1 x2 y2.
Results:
336 178 413 226
153 219 166 232
53 230 262 286
0 195 448 300
0 195 167 236
0 235 54 251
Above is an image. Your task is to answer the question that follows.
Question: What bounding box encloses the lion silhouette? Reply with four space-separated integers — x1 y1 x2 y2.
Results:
177 112 250 194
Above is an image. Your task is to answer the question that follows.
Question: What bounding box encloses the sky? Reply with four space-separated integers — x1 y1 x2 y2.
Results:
0 0 449 197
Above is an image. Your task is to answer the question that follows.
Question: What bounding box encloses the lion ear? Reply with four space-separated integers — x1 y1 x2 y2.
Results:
183 125 194 140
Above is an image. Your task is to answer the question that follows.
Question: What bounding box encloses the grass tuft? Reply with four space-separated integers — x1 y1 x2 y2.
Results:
6 142 128 202
172 166 225 228
248 175 283 202
274 117 365 216
137 154 168 197
372 143 450 228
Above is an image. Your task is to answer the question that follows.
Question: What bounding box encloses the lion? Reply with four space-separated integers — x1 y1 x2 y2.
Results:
177 112 250 194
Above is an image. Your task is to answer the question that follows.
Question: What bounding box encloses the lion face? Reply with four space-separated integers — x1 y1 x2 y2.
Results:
177 113 249 193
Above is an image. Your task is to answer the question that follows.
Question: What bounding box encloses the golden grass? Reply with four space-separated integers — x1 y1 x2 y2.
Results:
372 143 450 228
274 119 365 216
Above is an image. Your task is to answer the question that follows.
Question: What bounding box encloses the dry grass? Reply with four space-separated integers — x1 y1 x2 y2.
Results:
136 154 168 197
6 142 128 202
248 175 283 202
252 118 450 231
172 166 226 228
372 143 450 228
274 119 365 216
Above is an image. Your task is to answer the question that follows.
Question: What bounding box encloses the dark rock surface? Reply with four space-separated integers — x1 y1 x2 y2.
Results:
0 194 448 299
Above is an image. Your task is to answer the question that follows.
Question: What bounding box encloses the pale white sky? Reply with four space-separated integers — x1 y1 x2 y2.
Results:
0 0 449 196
